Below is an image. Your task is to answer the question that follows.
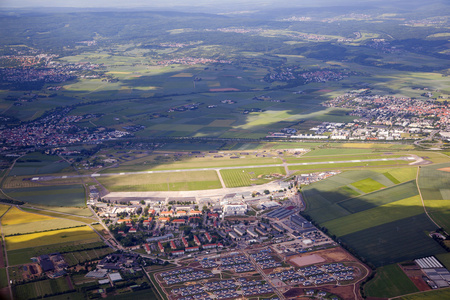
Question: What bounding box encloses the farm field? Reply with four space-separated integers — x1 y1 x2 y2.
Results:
3 218 83 236
63 247 114 266
373 167 418 184
364 264 419 298
20 208 94 223
4 184 86 207
302 166 447 267
38 292 85 300
338 180 419 214
13 276 72 300
418 163 450 232
302 170 418 224
1 206 55 225
436 253 450 270
0 268 7 288
7 241 106 266
397 288 450 300
323 195 424 236
339 213 446 267
5 226 99 251
2 174 83 189
8 152 71 176
0 204 10 217
220 166 286 188
350 178 386 193
21 204 93 217
97 170 221 191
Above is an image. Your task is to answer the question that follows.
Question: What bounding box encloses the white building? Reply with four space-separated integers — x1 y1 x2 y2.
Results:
223 204 247 216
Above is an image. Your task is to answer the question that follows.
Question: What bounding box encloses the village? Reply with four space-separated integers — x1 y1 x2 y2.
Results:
0 108 129 150
267 89 450 142
80 180 373 300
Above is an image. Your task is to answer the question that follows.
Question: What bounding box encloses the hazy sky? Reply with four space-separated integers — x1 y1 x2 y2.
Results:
0 0 396 9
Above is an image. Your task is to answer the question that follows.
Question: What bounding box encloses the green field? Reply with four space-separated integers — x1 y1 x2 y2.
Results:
8 152 70 176
397 288 450 300
289 159 410 171
323 195 424 236
303 148 375 156
285 153 404 164
13 276 72 300
302 172 418 224
63 247 114 266
7 241 106 266
39 292 85 300
4 185 86 207
364 264 419 298
5 226 99 251
98 170 222 191
436 253 450 270
0 268 8 289
351 178 386 193
303 168 446 267
221 166 286 188
338 180 419 214
102 154 284 173
340 214 446 267
418 163 450 232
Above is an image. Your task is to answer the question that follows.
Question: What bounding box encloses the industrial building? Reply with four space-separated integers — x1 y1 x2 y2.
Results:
291 215 313 229
234 227 246 236
266 207 296 220
415 256 450 288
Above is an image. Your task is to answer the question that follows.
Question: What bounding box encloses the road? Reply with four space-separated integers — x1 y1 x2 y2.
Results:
0 206 13 300
414 130 441 149
243 250 286 300
33 156 416 182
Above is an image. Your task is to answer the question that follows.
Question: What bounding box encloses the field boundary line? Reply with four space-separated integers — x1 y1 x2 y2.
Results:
415 167 445 233
216 169 226 188
21 206 96 222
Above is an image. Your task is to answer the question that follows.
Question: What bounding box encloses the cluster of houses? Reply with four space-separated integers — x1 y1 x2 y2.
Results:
157 57 231 66
144 231 224 257
268 90 449 141
0 108 129 149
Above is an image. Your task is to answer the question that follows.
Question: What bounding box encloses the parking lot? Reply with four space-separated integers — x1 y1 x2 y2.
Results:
167 277 277 300
268 263 358 287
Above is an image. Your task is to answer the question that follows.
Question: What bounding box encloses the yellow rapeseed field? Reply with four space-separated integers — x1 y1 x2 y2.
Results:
0 204 11 217
5 226 99 250
1 206 54 225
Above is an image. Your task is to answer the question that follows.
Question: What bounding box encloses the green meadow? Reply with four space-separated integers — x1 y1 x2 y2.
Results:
221 166 286 188
4 185 86 207
9 152 70 176
397 289 450 300
364 264 419 298
302 167 447 267
97 170 222 191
